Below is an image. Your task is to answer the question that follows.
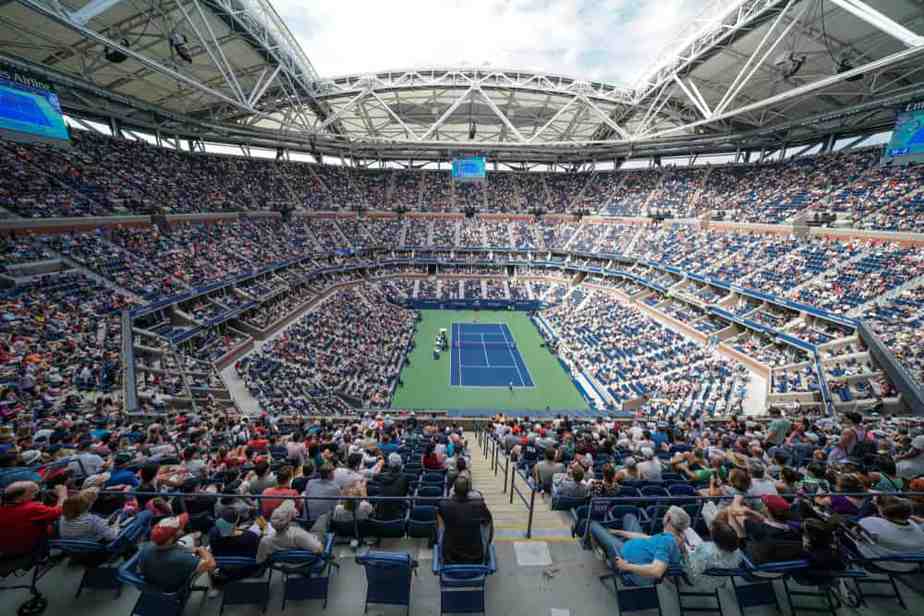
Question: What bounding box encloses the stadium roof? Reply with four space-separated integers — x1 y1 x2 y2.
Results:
2 0 924 164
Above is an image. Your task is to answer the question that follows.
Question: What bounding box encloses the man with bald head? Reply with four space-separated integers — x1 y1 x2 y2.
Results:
0 481 67 557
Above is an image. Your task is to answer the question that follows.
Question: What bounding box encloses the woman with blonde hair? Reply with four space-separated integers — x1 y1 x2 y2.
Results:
59 488 119 543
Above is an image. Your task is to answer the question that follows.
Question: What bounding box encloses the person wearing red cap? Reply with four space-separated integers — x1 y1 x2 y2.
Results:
138 513 215 593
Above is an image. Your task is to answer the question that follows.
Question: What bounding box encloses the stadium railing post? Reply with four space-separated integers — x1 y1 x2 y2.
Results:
493 443 499 476
502 454 509 495
526 486 536 539
509 467 516 505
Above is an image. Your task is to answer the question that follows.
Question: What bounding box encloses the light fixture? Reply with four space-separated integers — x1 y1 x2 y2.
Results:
105 38 130 63
170 33 193 64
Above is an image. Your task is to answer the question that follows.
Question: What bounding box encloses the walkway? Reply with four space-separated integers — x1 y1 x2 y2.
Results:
471 432 574 543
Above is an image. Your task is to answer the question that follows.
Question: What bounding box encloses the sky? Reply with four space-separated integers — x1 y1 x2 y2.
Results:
272 0 716 87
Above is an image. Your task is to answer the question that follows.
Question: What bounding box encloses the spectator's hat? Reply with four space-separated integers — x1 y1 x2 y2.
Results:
908 478 924 500
640 447 655 460
748 459 766 474
624 457 637 468
114 452 133 466
270 499 298 530
912 435 924 451
761 495 796 520
388 453 403 468
151 513 189 545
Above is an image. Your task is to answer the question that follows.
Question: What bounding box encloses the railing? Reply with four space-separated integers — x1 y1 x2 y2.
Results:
481 429 538 539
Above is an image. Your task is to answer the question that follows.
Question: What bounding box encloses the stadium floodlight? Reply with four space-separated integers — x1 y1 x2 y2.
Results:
104 37 130 63
837 57 864 82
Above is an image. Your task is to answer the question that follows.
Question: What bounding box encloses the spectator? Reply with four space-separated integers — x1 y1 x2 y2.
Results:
59 488 119 543
333 453 365 491
591 464 619 497
533 447 565 493
637 448 663 482
686 519 743 588
552 463 589 499
857 496 924 569
304 464 340 522
590 505 690 586
208 508 261 590
260 466 302 518
897 435 924 479
256 500 325 564
138 514 216 593
0 482 67 557
375 453 409 520
437 477 493 564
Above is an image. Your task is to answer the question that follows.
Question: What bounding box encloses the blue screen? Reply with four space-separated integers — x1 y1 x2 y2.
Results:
884 106 924 163
0 71 69 143
452 157 486 181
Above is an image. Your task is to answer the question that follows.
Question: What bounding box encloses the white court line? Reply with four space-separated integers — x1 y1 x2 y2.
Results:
500 324 531 387
479 333 491 367
455 322 462 386
447 322 536 389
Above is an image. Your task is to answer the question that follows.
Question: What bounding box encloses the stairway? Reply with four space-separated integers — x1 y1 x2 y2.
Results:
470 434 575 543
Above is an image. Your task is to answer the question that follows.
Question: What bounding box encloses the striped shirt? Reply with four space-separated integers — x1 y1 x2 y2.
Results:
59 513 118 543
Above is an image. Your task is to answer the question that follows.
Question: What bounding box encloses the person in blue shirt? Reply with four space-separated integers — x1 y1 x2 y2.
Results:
378 433 400 456
652 423 670 450
590 505 690 586
105 452 140 488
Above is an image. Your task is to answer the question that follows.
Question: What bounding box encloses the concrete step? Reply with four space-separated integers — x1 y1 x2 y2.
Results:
469 434 573 543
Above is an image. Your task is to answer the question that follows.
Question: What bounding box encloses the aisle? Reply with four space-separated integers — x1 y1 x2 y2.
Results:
470 433 574 543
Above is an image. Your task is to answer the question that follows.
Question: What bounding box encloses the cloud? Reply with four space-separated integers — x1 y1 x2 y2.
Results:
272 0 712 87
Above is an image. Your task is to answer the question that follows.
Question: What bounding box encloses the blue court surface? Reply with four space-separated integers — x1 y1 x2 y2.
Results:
450 322 534 387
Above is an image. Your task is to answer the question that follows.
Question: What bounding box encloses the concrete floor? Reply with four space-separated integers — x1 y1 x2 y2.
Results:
5 537 924 616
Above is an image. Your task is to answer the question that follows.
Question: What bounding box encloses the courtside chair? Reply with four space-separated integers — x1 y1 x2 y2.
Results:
406 505 439 546
267 533 339 610
117 551 208 616
355 551 418 616
212 556 270 616
48 511 152 598
432 539 497 615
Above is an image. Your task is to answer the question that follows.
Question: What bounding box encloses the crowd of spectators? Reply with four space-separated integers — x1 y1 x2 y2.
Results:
491 409 924 588
239 285 415 408
862 285 924 389
1 266 131 423
6 128 924 228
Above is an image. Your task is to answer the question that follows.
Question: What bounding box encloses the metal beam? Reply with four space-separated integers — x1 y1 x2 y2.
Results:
580 95 631 139
368 90 419 140
649 44 924 142
528 95 579 143
68 0 127 24
714 0 805 116
827 0 924 48
474 86 525 142
673 74 712 119
419 85 475 140
247 65 281 107
17 0 257 114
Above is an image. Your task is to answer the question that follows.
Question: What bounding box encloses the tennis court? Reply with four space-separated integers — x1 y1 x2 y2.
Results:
450 322 534 387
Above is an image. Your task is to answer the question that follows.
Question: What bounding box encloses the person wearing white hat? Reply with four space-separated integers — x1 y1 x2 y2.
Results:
256 500 324 563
